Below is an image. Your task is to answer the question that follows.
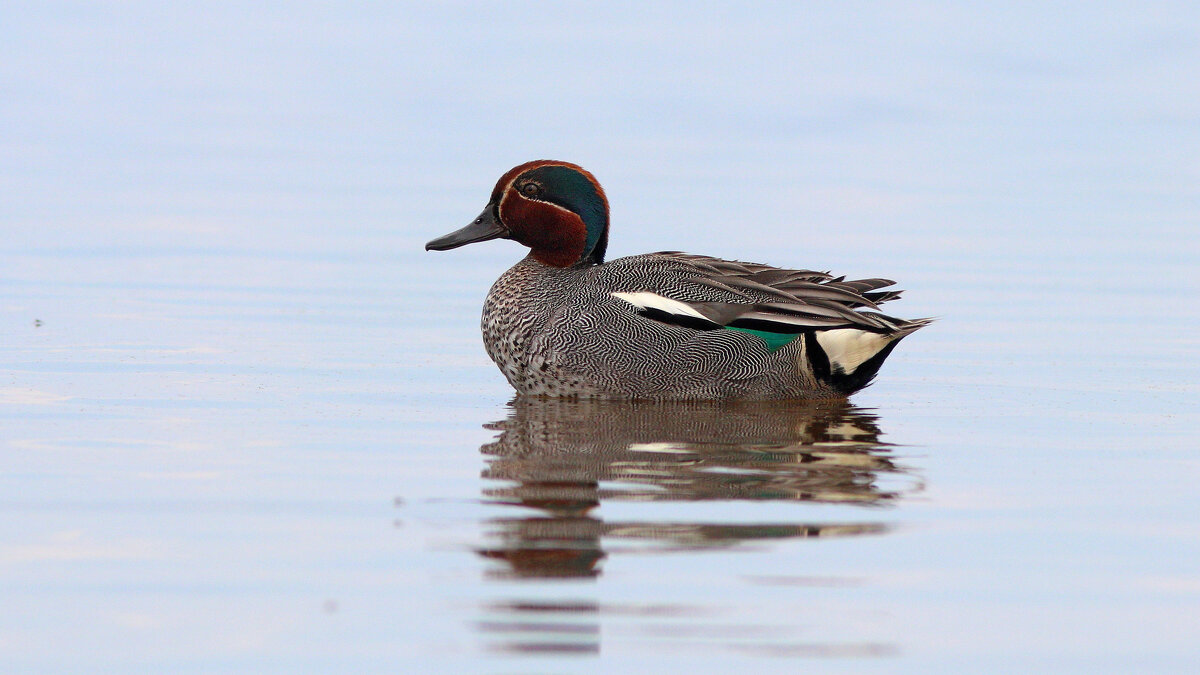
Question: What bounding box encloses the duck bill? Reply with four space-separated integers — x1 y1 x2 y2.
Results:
425 206 507 251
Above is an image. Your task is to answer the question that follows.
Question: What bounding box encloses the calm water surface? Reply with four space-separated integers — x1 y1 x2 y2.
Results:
3 3 1199 673
3 236 1196 672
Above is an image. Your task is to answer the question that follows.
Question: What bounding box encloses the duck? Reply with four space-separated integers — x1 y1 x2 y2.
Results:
426 160 930 400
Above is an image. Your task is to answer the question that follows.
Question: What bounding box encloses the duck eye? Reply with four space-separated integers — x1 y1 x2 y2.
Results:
519 182 541 198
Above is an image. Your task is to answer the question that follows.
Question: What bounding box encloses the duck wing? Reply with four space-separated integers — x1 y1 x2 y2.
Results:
600 252 923 336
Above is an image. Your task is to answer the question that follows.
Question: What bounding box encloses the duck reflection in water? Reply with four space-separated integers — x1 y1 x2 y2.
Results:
477 398 922 580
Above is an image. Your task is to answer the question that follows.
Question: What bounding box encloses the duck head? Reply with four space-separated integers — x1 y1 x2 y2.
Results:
426 160 610 267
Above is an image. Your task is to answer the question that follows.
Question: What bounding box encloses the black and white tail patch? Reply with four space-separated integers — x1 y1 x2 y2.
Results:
808 328 908 394
814 329 896 376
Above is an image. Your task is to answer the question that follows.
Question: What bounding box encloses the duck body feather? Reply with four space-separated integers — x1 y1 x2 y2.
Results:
482 251 928 400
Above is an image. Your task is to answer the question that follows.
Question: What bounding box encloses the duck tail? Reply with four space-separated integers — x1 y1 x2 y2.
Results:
804 318 932 395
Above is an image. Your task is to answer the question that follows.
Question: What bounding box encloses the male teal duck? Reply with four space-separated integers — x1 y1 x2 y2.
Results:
426 160 930 400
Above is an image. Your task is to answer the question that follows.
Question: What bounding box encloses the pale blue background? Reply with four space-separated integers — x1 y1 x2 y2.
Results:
2 2 1198 672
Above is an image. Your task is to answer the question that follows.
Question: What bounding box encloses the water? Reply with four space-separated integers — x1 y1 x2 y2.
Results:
3 3 1199 673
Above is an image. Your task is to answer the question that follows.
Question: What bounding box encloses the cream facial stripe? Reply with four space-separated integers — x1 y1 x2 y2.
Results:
498 167 579 218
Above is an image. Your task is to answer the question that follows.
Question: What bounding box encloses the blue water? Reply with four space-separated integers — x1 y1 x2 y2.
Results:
2 3 1199 673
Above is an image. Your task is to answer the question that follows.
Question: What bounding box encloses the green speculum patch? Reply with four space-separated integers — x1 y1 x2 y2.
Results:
726 327 801 353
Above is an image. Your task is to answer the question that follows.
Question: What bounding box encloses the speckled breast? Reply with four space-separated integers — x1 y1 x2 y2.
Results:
480 257 600 397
